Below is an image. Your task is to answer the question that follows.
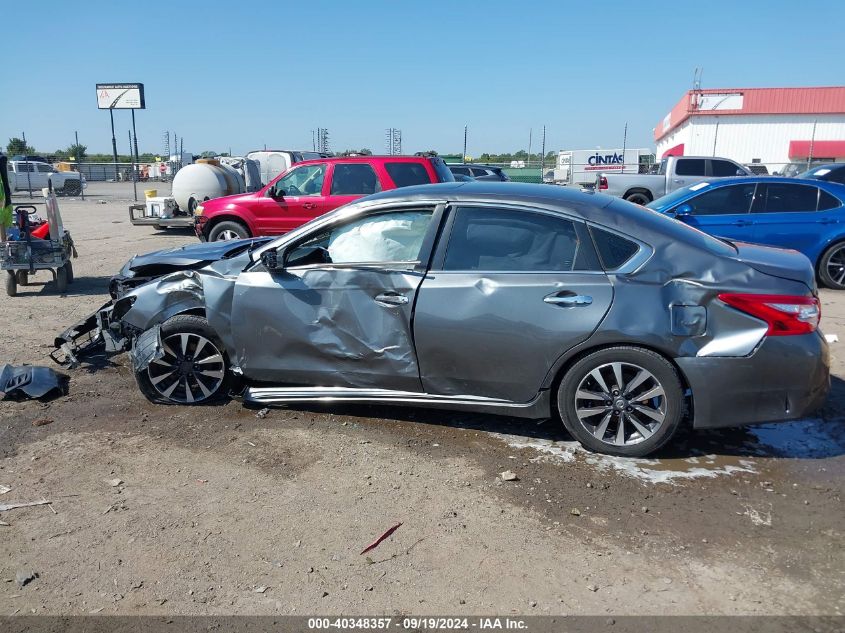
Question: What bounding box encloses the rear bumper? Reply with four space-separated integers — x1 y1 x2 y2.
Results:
677 332 830 429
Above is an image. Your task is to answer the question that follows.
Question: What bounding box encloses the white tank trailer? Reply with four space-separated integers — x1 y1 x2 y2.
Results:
171 159 248 213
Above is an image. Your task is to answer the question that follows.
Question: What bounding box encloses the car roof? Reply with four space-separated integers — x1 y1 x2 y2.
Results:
293 155 439 167
448 163 502 169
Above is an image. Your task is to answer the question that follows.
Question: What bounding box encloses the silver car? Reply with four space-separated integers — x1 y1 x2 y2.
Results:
110 182 830 457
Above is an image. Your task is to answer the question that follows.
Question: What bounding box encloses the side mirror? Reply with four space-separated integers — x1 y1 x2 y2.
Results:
736 169 746 176
260 249 279 271
267 183 284 198
285 246 332 268
674 203 693 217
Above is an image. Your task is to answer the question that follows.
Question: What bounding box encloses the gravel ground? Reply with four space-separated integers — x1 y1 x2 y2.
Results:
0 183 842 616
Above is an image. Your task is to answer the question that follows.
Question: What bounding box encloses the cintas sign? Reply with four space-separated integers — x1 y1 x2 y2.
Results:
96 83 145 109
588 152 624 166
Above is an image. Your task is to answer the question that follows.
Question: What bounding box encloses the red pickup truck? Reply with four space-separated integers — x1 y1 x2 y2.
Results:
194 155 454 241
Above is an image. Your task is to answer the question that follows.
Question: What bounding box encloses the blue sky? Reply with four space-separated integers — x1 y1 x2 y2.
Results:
4 1 844 157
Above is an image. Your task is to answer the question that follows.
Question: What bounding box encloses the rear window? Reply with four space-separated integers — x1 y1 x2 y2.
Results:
711 159 742 177
431 158 455 183
675 159 706 176
819 190 841 211
385 162 432 187
589 227 640 270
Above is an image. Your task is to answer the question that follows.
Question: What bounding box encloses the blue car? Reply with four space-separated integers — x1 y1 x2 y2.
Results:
647 177 845 289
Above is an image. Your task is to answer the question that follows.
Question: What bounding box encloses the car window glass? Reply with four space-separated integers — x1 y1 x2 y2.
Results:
590 227 640 270
758 183 819 213
274 164 325 197
330 163 382 195
470 168 490 177
451 167 471 176
37 164 52 173
817 190 840 211
288 210 433 265
385 162 432 187
431 158 454 183
678 183 755 215
711 160 741 177
443 207 585 272
675 159 706 176
828 169 845 185
17 163 33 172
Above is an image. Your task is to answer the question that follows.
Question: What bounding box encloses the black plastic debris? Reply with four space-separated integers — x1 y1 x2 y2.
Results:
0 364 69 401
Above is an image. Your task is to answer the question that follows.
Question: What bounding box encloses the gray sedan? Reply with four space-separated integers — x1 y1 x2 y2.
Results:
110 182 830 457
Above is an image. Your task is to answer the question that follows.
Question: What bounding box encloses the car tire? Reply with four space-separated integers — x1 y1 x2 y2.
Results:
188 197 198 214
63 180 82 196
15 270 28 286
135 315 231 405
208 220 249 242
818 242 845 290
55 265 68 293
5 271 17 297
557 346 684 457
624 191 652 205
64 261 74 284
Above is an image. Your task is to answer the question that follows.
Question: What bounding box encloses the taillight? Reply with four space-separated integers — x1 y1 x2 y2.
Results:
599 176 608 190
718 293 821 336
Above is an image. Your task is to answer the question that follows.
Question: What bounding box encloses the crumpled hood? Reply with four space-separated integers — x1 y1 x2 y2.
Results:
121 237 271 277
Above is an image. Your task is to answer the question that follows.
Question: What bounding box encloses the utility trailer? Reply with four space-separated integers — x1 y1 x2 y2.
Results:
129 197 193 229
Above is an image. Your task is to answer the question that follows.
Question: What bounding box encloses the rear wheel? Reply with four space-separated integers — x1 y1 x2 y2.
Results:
208 220 249 241
818 242 845 290
5 271 17 297
557 346 684 457
135 315 231 405
15 270 28 286
64 261 74 284
624 191 652 206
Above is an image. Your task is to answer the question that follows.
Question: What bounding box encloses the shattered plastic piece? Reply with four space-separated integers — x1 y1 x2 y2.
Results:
825 333 838 343
360 521 402 555
0 485 11 495
129 326 164 374
106 479 123 487
500 470 519 481
0 499 53 512
0 364 69 401
15 571 38 588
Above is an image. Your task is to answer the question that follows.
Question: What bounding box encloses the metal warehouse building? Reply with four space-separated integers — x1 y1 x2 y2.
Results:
654 86 845 174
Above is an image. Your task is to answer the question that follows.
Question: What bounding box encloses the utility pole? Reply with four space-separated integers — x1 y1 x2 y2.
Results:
74 130 85 200
808 119 818 169
540 125 546 182
622 122 628 172
463 125 468 163
129 130 137 201
22 131 32 199
527 128 533 168
109 109 119 181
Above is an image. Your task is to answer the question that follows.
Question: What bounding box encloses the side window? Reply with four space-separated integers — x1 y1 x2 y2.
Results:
711 160 742 177
38 164 53 173
675 159 706 176
330 163 382 195
680 184 756 216
443 207 593 272
470 168 491 178
758 183 819 213
17 163 33 173
451 167 471 176
590 227 640 270
287 210 433 265
818 190 841 211
272 164 326 197
385 162 432 187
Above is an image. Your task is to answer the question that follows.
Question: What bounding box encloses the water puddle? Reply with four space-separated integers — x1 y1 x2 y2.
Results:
491 417 845 484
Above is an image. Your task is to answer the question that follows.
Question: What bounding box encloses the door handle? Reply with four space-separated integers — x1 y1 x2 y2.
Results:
819 218 839 225
375 292 409 307
673 179 684 184
303 202 317 210
733 219 754 226
544 293 593 307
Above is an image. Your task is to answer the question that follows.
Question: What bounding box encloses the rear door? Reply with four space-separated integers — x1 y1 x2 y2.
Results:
672 182 757 241
253 163 329 234
669 158 707 192
413 205 613 403
325 162 383 210
751 182 839 255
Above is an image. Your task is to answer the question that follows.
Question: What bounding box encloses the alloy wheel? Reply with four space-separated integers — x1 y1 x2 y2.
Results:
573 362 666 447
215 230 240 241
826 246 845 287
147 332 226 403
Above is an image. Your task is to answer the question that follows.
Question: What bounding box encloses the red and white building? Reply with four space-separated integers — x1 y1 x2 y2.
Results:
654 86 845 173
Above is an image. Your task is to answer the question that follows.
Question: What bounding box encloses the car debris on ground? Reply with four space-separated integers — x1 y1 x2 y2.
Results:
0 364 69 401
0 499 53 512
360 522 403 555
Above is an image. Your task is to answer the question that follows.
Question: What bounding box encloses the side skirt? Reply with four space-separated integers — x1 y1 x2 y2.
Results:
241 386 551 419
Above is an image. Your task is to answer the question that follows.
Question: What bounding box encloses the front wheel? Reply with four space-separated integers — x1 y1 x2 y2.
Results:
135 315 231 405
818 242 845 289
557 346 684 457
624 191 652 206
5 271 17 297
208 220 249 241
55 265 68 293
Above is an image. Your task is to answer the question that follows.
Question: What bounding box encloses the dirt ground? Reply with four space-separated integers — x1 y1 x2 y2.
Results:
0 183 842 617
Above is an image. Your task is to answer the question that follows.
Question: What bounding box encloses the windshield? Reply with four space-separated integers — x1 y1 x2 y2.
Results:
645 182 711 212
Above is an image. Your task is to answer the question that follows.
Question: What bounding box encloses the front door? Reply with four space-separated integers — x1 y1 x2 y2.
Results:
253 163 329 235
413 205 614 403
674 182 757 241
231 207 439 390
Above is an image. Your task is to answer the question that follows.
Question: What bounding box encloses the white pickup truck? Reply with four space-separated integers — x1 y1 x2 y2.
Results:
6 161 86 195
598 155 751 205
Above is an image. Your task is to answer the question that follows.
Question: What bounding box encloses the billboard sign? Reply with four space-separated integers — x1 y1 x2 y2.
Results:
96 83 145 109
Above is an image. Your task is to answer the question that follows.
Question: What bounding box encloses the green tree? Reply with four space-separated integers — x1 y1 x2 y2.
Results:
7 137 35 155
66 143 87 162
